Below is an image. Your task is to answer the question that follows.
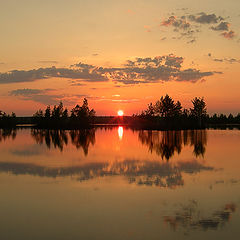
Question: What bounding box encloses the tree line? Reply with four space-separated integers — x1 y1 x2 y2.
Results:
1 95 240 129
0 110 16 128
33 98 95 129
131 94 240 129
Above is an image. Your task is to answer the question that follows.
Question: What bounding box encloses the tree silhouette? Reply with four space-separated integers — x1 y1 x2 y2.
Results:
190 97 207 127
33 98 95 129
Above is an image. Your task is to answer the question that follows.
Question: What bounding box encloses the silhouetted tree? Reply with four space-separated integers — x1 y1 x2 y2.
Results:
33 98 95 129
154 94 182 118
0 109 17 128
190 97 207 127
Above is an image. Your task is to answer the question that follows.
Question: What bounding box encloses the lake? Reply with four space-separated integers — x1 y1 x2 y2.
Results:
0 127 240 240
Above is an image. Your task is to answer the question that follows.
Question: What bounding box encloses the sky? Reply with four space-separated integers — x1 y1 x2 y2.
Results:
0 0 240 116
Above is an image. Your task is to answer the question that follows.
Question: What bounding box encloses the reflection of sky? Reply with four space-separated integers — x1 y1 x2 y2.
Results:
0 128 240 239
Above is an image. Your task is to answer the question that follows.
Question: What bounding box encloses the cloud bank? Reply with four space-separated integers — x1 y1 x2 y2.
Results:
1 55 219 86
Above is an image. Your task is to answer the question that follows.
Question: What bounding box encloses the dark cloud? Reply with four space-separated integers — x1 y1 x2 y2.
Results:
3 55 218 86
160 12 235 42
188 12 224 24
161 16 190 30
100 55 218 85
0 64 108 84
9 88 47 96
161 16 199 43
211 22 230 31
175 69 217 82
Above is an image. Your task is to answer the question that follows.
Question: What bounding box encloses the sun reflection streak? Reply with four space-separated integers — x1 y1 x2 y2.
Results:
118 126 123 140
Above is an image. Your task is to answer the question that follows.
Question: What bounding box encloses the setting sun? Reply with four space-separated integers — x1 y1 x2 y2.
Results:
117 110 124 116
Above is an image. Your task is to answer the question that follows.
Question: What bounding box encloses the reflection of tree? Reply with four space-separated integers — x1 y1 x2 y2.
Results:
164 201 236 232
0 129 17 142
139 130 207 160
31 129 95 155
70 129 95 155
0 159 214 189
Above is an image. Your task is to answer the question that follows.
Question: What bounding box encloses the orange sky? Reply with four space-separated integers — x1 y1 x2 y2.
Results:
0 0 240 116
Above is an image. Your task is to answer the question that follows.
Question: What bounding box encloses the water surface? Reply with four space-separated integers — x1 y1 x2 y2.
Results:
0 127 239 240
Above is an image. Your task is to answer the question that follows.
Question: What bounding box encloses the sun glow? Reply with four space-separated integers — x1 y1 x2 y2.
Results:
117 110 124 116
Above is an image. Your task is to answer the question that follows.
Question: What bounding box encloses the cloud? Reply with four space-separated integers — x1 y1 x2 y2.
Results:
9 88 47 96
111 99 139 103
213 58 240 64
3 55 218 87
211 22 230 31
221 30 235 39
188 12 224 24
160 12 236 42
9 88 87 105
38 60 58 64
0 64 108 84
99 54 218 85
161 16 191 30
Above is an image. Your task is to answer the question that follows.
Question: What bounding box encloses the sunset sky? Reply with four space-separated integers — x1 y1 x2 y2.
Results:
0 0 240 116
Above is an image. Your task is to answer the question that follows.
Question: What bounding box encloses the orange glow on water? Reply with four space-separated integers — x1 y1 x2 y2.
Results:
118 126 123 140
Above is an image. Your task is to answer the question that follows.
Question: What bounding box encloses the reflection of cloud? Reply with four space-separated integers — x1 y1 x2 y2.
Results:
11 144 44 156
164 201 237 232
0 159 214 189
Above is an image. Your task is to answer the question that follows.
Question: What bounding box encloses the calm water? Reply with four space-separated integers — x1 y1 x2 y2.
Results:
0 127 240 240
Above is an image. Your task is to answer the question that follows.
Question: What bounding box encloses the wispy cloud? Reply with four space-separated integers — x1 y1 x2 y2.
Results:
9 88 87 105
38 60 58 64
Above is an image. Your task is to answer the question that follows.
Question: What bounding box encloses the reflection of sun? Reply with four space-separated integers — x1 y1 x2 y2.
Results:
118 110 124 116
118 126 123 140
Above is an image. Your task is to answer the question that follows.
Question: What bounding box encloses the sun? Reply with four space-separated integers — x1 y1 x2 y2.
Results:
117 110 124 116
